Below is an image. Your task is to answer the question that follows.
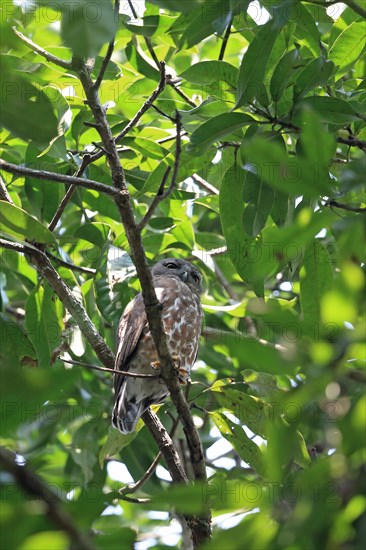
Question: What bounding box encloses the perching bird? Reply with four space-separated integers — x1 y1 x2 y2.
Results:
112 258 202 434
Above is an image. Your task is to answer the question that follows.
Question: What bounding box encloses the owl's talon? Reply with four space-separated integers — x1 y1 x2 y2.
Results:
178 367 189 384
171 355 181 370
151 360 160 370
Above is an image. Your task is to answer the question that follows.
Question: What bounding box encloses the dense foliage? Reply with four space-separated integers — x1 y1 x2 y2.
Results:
1 1 365 549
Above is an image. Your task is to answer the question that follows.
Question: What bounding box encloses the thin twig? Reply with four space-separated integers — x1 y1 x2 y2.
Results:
94 0 120 89
48 154 93 232
192 174 219 195
0 159 122 198
12 27 72 70
120 414 181 497
60 356 160 378
0 447 96 550
114 61 167 144
138 112 182 230
46 252 96 275
0 175 14 203
304 0 366 19
138 167 172 230
167 76 196 108
141 409 188 483
218 13 234 61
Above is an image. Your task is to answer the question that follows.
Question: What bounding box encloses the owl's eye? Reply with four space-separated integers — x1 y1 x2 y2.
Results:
165 262 177 269
192 273 200 283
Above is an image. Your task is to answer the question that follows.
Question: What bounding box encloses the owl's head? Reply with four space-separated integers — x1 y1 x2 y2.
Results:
152 258 202 295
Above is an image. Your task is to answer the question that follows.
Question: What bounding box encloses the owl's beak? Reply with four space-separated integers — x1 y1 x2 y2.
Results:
180 270 189 282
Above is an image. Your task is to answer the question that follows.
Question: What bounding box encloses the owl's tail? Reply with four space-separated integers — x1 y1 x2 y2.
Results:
112 387 145 434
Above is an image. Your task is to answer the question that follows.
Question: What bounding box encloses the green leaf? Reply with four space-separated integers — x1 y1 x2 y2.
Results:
242 168 274 237
236 19 280 108
180 60 237 87
188 113 254 155
125 40 160 81
25 283 62 368
219 164 263 296
61 0 117 58
177 1 229 49
0 60 59 145
295 96 365 124
298 108 336 165
243 138 332 198
0 314 36 368
124 15 160 36
0 201 56 244
270 48 301 102
210 412 264 475
300 239 333 328
211 385 270 438
99 424 144 466
75 222 111 249
293 58 334 102
329 21 366 77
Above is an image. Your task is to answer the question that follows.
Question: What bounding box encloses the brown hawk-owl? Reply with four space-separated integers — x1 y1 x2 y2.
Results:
112 258 202 434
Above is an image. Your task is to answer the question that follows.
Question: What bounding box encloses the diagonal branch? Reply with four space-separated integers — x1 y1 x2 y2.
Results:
114 61 167 143
47 153 94 232
73 54 211 545
138 112 182 230
0 447 96 550
0 175 14 203
94 0 120 89
12 26 72 70
0 238 115 370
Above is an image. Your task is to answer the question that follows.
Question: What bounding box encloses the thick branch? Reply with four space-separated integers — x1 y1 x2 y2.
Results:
336 136 366 151
0 447 96 550
0 160 122 198
142 410 188 483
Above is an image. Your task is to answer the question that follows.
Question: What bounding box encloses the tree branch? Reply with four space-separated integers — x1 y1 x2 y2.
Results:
327 199 366 213
93 0 120 89
142 410 188 483
138 112 182 230
336 136 366 151
0 447 96 550
114 61 167 144
60 357 160 378
218 12 234 61
47 153 94 232
304 0 366 19
12 27 72 70
0 175 14 203
46 251 96 275
0 238 115 370
119 415 180 496
0 160 122 198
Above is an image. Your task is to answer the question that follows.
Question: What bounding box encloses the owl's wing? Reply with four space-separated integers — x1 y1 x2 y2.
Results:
114 293 147 394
